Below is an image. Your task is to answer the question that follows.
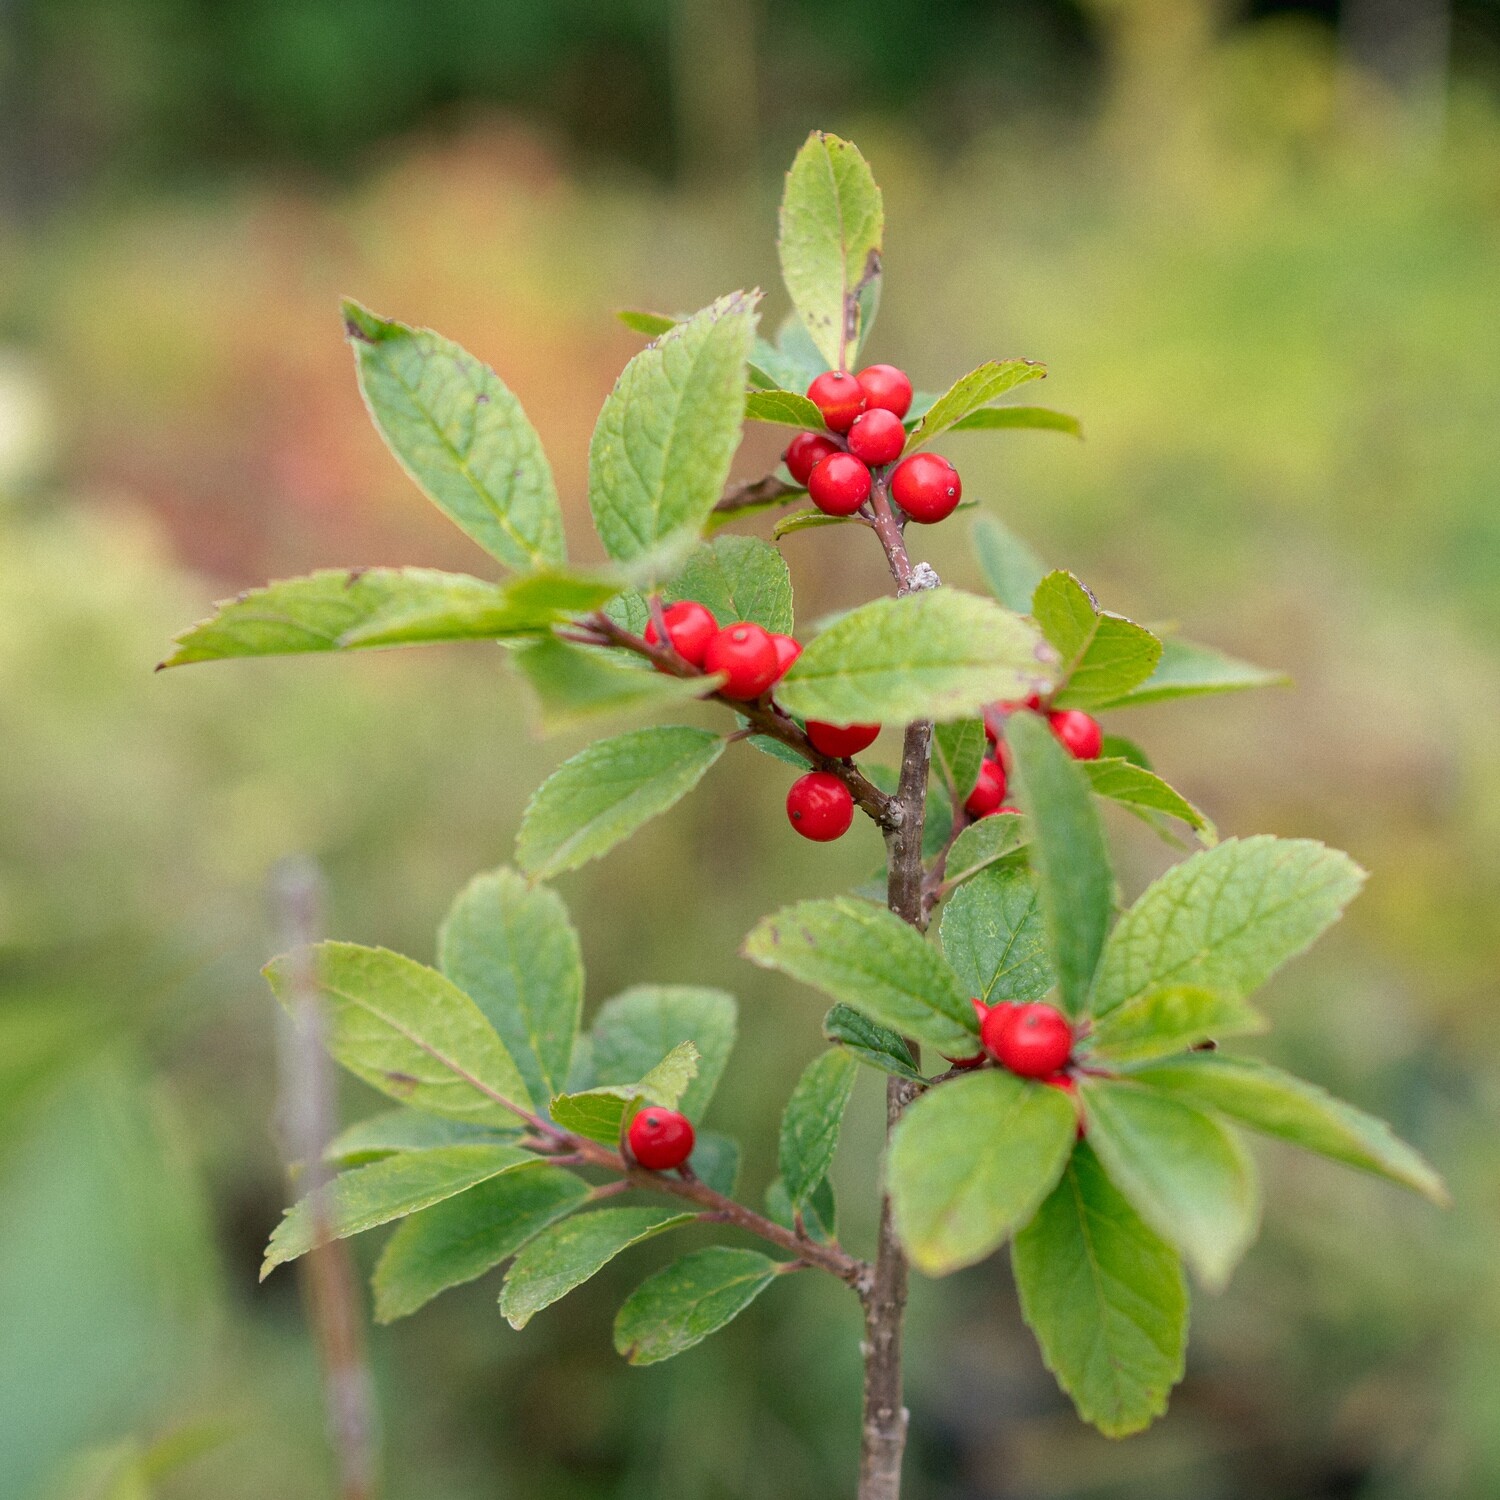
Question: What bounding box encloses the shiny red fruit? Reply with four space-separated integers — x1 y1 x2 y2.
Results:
988 1003 1074 1078
1049 709 1103 761
783 431 840 486
964 760 1007 818
808 452 872 516
846 407 906 466
806 721 881 758
644 600 717 667
770 634 802 678
806 370 867 432
628 1107 695 1170
703 622 780 699
943 996 993 1069
891 453 962 523
786 771 855 841
855 363 914 419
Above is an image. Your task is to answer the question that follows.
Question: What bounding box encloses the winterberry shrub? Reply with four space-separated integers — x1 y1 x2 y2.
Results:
160 132 1446 1498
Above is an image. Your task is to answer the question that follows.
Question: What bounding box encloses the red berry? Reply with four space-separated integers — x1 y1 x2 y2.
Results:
786 771 854 842
783 431 840 486
943 995 992 1069
978 1000 1017 1060
855 363 913 419
628 1107 695 1170
807 452 872 516
770 633 802 678
644 600 717 667
891 453 962 523
1043 1071 1078 1096
1049 709 1103 761
964 759 1007 818
806 370 867 432
703 622 780 699
846 408 906 466
806 721 880 758
988 1003 1074 1079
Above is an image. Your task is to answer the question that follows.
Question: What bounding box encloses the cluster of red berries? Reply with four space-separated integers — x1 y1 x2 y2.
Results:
784 365 963 525
627 1106 696 1171
950 997 1081 1109
963 700 1105 822
645 600 800 699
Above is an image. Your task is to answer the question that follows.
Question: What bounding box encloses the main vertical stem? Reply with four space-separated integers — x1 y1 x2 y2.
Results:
859 718 932 1500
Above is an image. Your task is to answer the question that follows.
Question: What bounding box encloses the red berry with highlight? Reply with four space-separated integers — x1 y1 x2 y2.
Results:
770 633 802 679
806 370 867 432
943 996 993 1070
806 721 880 758
644 600 717 667
786 771 854 842
846 407 906 466
855 363 913 419
990 1003 1074 1079
1049 709 1103 761
783 431 839 486
891 453 962 523
703 622 780 700
808 452 872 516
628 1107 695 1170
964 760 1007 818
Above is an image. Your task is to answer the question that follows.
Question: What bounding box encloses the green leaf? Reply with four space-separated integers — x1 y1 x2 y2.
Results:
512 636 718 734
1086 985 1265 1066
888 1070 1078 1274
591 985 738 1122
617 309 679 337
1013 1141 1187 1438
589 292 758 566
438 867 584 1109
1090 636 1289 710
550 1041 699 1144
778 131 883 369
822 1004 922 1082
263 942 532 1121
744 389 825 429
939 814 1030 891
749 315 829 393
932 718 986 803
772 508 858 539
779 1050 858 1206
972 513 1047 614
500 1206 697 1328
614 1247 782 1365
743 898 976 1055
516 727 726 880
1079 1078 1260 1290
1083 758 1217 843
1031 571 1162 711
262 1144 530 1276
665 536 794 636
1127 1054 1448 1205
371 1162 590 1322
949 405 1082 438
1101 733 1152 769
766 1173 837 1242
344 300 563 570
1091 836 1366 1016
1006 712 1113 1019
745 731 811 768
688 1130 742 1196
324 1109 519 1168
905 361 1046 450
774 589 1050 727
939 862 1052 1004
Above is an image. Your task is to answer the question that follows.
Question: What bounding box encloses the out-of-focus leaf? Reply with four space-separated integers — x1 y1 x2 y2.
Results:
324 1110 519 1169
512 636 719 733
1090 636 1289 709
590 985 737 1122
1032 570 1162 711
972 513 1047 614
949 405 1082 437
1083 758 1216 842
932 718 986 803
1085 985 1265 1066
906 361 1046 449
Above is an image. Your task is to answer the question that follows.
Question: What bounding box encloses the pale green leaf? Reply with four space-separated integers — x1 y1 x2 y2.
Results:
949 405 1082 438
939 813 1030 891
822 1004 922 1082
1014 1141 1187 1438
888 1070 1078 1274
591 985 738 1122
589 292 758 565
344 300 563 570
512 636 719 734
1080 1078 1260 1290
1083 758 1217 843
371 1162 590 1321
500 1206 696 1328
550 1041 700 1144
1092 837 1366 1016
744 389 825 428
516 727 726 880
665 536 794 635
743 897 976 1054
324 1109 519 1168
939 862 1052 1004
1085 985 1266 1066
972 512 1047 614
263 942 532 1121
689 1131 742 1196
617 309 679 337
438 867 584 1108
772 508 859 539
1032 571 1162 711
779 1050 858 1206
932 718 986 803
774 589 1050 726
1127 1054 1448 1205
1091 636 1289 710
766 1173 837 1243
614 1247 782 1365
906 361 1046 450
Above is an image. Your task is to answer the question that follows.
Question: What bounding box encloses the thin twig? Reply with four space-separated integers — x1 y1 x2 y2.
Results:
712 473 805 515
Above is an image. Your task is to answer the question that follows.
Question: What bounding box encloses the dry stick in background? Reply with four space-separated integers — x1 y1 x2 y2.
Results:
272 856 380 1500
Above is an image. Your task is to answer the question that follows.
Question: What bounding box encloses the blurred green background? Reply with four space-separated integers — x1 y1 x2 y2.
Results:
2 1 1496 1496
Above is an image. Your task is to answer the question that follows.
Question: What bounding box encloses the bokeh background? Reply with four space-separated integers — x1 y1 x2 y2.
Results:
2 1 1497 1496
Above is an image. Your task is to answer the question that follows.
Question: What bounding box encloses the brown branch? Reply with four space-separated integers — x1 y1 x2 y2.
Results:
712 473 805 515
